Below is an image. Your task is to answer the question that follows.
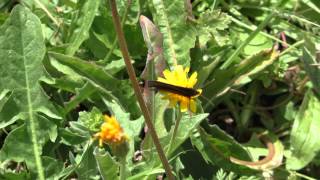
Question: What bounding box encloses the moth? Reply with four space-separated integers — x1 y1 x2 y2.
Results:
140 80 201 98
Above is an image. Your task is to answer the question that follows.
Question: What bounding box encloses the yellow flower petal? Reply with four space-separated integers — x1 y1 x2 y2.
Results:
94 115 127 146
187 72 198 88
156 65 201 112
190 99 197 113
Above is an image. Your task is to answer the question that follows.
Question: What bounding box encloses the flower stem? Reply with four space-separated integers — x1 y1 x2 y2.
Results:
108 0 174 179
119 157 126 180
167 110 182 156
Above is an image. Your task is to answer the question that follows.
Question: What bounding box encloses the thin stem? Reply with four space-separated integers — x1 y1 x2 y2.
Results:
221 13 275 69
279 40 304 56
108 0 174 179
119 157 126 180
166 110 183 156
34 0 60 27
292 171 317 180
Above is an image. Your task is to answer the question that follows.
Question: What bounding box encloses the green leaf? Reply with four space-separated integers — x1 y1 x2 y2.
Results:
164 113 209 155
301 37 320 95
102 98 144 163
42 156 64 180
196 9 232 46
65 0 101 55
64 82 97 113
144 113 208 169
150 0 197 66
0 5 57 179
74 143 98 180
48 52 141 118
0 171 31 180
191 126 255 174
78 107 103 132
94 147 120 180
286 90 320 170
116 0 140 25
203 49 279 111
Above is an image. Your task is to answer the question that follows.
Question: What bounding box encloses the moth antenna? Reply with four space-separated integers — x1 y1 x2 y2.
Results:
230 88 247 95
199 94 215 107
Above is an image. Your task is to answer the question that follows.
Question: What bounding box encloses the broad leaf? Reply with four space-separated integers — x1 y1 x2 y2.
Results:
94 147 120 180
150 0 197 66
286 89 320 170
191 126 255 174
301 37 320 96
48 52 141 118
65 0 101 55
0 5 57 179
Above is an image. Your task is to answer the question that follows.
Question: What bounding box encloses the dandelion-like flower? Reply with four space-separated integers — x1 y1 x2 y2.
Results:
157 65 202 112
94 115 128 147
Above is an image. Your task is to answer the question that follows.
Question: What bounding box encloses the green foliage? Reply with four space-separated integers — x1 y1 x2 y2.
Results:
79 107 103 132
1 0 320 179
287 90 320 170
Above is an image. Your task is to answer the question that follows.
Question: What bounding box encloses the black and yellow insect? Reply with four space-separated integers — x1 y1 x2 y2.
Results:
140 80 201 98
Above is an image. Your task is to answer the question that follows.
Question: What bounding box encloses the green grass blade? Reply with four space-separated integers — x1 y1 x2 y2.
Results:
65 0 101 55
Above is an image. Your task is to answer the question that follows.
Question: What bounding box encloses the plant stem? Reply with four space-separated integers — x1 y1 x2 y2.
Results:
34 0 60 27
166 110 182 156
221 12 274 69
119 157 126 180
108 0 174 179
293 171 317 180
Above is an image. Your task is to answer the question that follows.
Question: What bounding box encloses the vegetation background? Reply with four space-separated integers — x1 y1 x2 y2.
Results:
0 0 320 179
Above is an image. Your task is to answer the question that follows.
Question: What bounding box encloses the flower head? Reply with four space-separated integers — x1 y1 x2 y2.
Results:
94 115 128 147
157 65 202 112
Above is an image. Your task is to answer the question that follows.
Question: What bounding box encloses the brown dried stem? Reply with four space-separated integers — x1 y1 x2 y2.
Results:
108 0 174 179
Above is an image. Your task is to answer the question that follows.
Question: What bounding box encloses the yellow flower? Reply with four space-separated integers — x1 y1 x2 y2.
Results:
94 115 128 147
157 65 202 112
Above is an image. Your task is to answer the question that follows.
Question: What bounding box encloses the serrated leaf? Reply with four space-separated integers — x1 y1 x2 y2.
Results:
65 0 101 55
197 9 232 46
150 0 197 66
48 52 141 118
94 147 120 180
286 90 320 170
78 107 103 132
0 5 57 179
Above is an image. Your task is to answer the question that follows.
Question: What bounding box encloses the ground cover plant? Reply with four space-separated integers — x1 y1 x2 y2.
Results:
0 0 320 179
